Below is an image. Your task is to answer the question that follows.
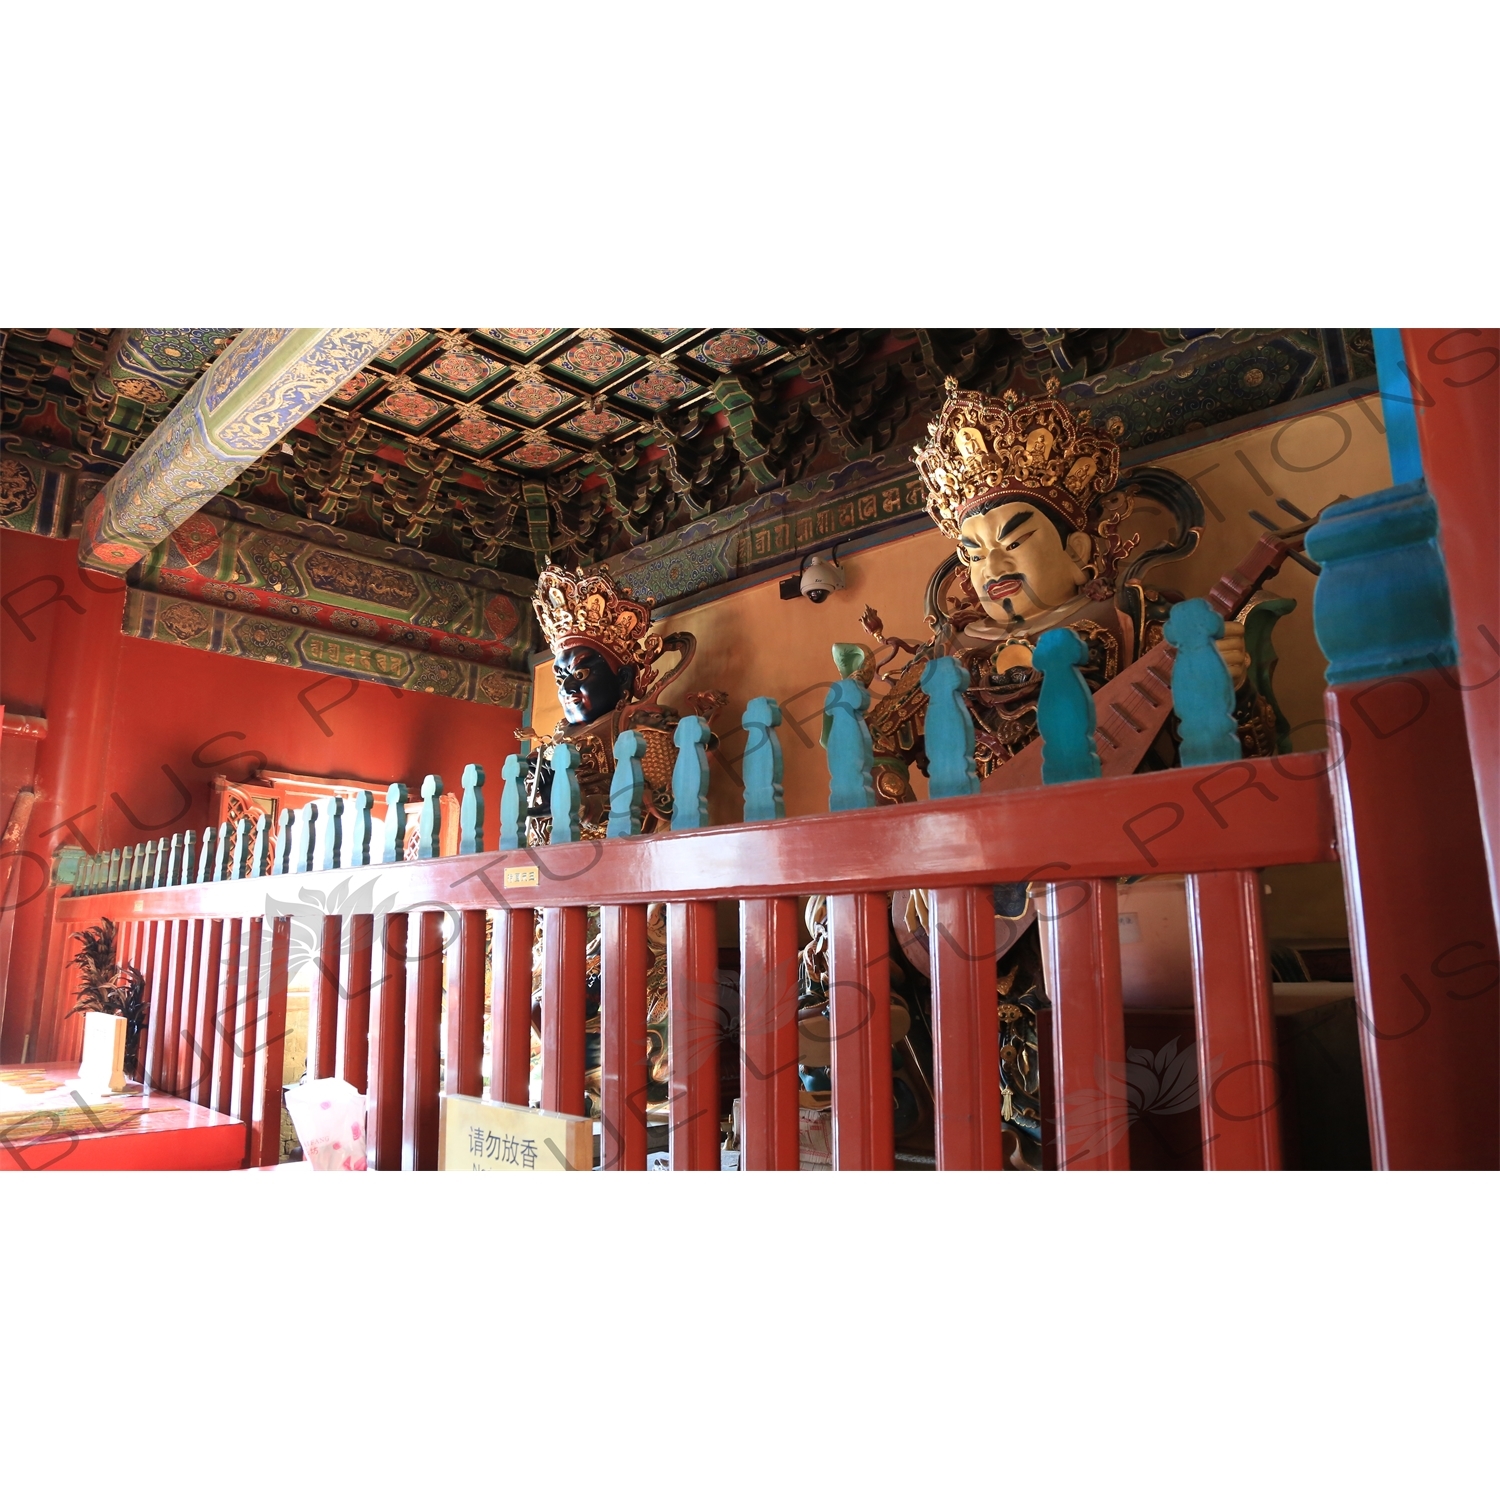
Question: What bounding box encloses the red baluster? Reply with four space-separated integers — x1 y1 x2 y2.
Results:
403 910 444 1171
739 896 801 1171
826 892 893 1171
196 918 234 1110
600 903 649 1171
144 921 175 1091
182 918 222 1098
234 919 263 1129
928 885 1004 1171
490 907 534 1106
667 901 721 1170
1040 878 1129 1170
149 918 175 1086
164 919 194 1095
541 906 588 1119
249 915 290 1168
337 913 374 1093
213 920 242 1116
366 912 408 1170
141 918 168 1086
309 914 342 1080
1185 869 1281 1170
445 908 487 1099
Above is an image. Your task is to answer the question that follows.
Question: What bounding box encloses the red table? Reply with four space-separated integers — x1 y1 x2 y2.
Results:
0 1067 247 1171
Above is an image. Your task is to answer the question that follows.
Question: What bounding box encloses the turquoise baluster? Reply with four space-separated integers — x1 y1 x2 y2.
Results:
418 775 443 858
499 752 527 852
250 815 269 878
824 678 876 812
549 744 581 844
383 784 409 864
196 829 217 884
671 716 711 831
920 657 980 799
276 809 296 874
346 792 373 868
231 818 251 879
1165 598 1243 767
319 796 343 871
1033 628 1101 784
460 764 485 855
608 730 647 838
741 697 786 822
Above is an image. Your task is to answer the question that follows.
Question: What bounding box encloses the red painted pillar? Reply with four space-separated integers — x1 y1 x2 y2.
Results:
0 555 124 1061
600 902 650 1171
1185 870 1281 1170
541 906 588 1118
667 900 722 1170
738 896 801 1170
1405 328 1499 923
1040 878 1129 1170
826 892 894 1171
489 907 534 1106
927 885 1004 1171
1326 673 1498 1169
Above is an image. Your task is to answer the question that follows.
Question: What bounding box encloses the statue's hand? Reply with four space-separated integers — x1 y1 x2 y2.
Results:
1214 618 1250 691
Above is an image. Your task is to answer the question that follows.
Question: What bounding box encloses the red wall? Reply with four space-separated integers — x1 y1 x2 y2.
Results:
2 531 524 853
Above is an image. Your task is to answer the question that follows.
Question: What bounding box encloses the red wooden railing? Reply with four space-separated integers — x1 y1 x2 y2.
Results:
51 750 1336 1170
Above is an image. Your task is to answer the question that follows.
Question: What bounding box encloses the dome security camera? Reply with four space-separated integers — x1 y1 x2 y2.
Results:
799 553 845 604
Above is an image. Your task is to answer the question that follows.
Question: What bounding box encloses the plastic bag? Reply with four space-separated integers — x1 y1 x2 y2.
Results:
284 1076 368 1170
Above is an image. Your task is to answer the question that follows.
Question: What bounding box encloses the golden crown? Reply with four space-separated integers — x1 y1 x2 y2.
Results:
913 376 1120 541
532 564 663 674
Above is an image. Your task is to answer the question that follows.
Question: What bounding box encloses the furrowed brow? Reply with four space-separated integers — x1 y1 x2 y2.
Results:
997 509 1035 541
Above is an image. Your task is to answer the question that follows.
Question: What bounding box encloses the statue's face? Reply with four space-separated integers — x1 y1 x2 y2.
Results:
957 500 1092 627
554 644 627 725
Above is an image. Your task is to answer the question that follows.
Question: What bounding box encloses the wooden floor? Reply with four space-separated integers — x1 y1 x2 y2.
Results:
0 1066 246 1171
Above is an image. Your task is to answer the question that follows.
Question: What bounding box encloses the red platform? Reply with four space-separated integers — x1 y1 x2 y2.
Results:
0 1067 247 1171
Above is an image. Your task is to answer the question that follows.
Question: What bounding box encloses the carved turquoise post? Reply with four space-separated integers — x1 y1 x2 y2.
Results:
196 829 217 884
250 815 269 878
293 804 318 874
163 833 181 886
141 841 157 889
499 753 527 852
920 657 981 799
418 775 443 858
276 809 296 874
824 678 876 811
460 764 485 855
549 744 581 844
346 792 373 868
383 784 409 864
153 837 170 887
180 832 197 885
1164 598 1242 767
212 820 232 880
1034 628 1102 784
741 697 786 822
608 730 647 838
318 796 343 871
231 818 251 879
672 716 712 831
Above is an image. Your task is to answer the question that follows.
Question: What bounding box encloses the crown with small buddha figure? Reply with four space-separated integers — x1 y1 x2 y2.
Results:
532 563 664 675
913 375 1121 541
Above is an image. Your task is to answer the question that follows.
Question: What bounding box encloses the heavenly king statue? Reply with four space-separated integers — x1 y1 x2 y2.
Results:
526 563 721 843
524 564 725 1116
861 376 1286 800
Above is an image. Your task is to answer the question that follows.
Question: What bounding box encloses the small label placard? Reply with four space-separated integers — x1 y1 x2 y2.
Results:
439 1095 591 1172
503 865 540 889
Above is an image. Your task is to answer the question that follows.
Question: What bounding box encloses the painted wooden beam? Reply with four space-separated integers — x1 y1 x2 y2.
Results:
78 327 403 571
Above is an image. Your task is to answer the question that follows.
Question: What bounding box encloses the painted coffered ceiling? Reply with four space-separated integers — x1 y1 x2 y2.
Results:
3 326 1376 588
